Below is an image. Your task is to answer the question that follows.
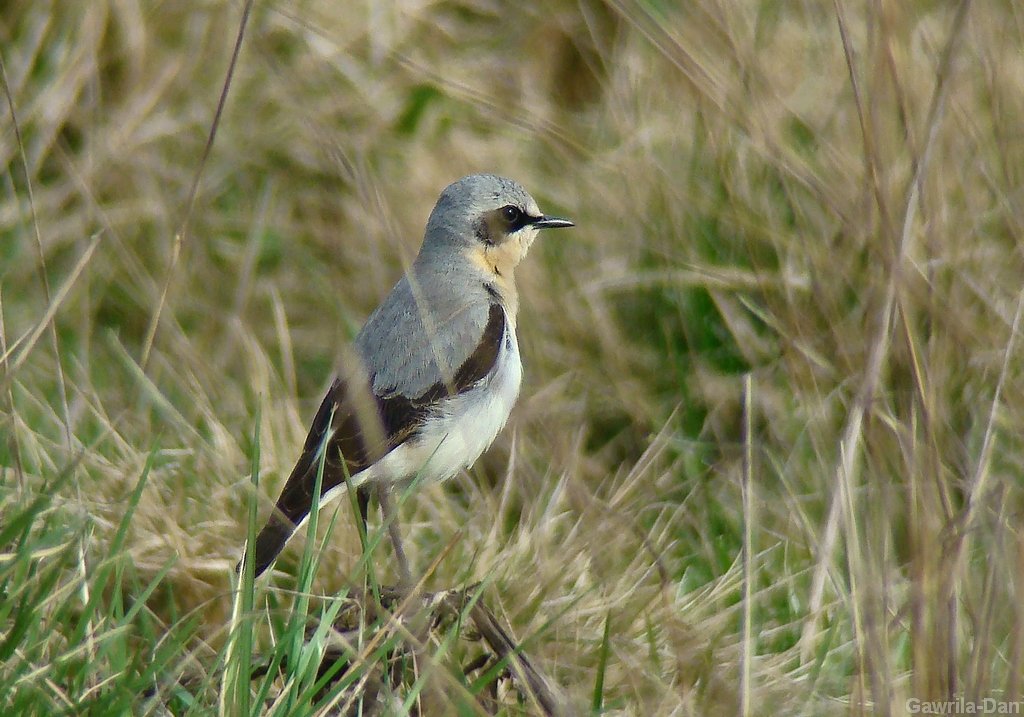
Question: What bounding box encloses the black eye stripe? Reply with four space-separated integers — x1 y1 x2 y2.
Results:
476 205 538 245
499 205 532 233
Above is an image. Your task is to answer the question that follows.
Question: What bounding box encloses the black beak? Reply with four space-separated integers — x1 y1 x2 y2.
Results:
532 215 575 229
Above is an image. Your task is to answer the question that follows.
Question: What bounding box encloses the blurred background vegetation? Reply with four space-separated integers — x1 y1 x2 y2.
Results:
3 0 1024 713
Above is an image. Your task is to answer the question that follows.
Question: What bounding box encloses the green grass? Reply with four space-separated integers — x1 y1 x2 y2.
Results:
3 0 1024 713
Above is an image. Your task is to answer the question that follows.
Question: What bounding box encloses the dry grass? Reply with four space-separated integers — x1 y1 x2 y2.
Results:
3 0 1024 714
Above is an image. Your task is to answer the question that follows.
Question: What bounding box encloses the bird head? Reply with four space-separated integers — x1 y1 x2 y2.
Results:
420 174 574 275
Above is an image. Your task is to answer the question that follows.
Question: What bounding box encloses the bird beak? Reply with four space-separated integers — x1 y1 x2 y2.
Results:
531 215 575 229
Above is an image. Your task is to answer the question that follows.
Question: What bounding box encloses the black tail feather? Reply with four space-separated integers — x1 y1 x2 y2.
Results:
236 485 374 577
237 513 298 576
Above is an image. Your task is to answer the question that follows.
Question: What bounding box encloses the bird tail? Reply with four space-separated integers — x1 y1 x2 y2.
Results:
238 513 297 577
236 378 377 578
236 482 374 578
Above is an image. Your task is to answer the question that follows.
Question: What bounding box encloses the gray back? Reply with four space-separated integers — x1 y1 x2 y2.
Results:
354 258 493 399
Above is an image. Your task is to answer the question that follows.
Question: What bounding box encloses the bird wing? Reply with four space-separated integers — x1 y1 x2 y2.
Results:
356 274 501 399
245 291 506 576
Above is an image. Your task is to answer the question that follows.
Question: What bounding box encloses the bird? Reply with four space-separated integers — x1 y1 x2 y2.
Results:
241 173 574 583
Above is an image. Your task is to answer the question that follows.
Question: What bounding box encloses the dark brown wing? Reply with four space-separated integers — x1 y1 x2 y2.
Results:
244 301 506 576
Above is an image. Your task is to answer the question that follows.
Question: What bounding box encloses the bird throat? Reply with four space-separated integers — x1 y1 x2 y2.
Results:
466 243 521 320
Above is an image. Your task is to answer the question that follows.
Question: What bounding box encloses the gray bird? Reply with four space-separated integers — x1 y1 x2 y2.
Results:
244 174 574 581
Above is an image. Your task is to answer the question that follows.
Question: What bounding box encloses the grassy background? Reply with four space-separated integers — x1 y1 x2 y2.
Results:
3 0 1024 713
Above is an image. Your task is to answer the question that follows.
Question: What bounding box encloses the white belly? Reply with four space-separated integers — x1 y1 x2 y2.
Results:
366 325 522 485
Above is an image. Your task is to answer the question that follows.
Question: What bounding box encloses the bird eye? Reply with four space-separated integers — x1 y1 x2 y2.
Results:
501 205 522 224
